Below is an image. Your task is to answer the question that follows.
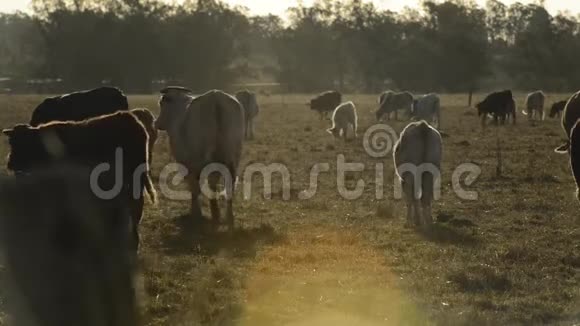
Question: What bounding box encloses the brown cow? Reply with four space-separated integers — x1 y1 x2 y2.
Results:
3 111 156 251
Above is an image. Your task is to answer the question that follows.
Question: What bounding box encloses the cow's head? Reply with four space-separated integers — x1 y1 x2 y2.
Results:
156 87 193 131
2 125 48 172
326 127 340 138
309 97 321 112
555 142 569 154
549 101 565 118
375 100 389 121
475 102 485 116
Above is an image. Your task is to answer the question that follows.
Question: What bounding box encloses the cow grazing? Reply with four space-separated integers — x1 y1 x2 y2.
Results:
309 90 342 120
156 87 244 228
549 100 567 119
475 90 516 127
29 86 129 126
393 121 442 229
235 90 260 140
327 101 358 141
411 93 441 129
376 91 413 121
0 165 138 326
555 91 580 153
523 90 546 121
2 111 156 251
378 90 394 107
131 108 158 163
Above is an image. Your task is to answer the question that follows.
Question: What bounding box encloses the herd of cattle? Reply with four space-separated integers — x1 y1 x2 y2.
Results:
320 88 580 226
1 85 580 324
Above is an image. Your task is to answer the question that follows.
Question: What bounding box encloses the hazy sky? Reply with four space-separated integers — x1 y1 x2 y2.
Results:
1 0 579 15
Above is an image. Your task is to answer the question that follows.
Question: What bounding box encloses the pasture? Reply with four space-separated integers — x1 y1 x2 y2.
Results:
0 93 579 325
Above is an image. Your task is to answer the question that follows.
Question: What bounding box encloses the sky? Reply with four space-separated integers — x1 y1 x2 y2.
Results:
1 0 579 15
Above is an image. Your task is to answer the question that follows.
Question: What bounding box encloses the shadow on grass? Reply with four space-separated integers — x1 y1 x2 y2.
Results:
161 214 284 258
419 223 479 247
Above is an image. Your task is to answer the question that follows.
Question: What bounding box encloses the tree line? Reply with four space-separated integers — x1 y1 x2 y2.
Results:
0 0 579 93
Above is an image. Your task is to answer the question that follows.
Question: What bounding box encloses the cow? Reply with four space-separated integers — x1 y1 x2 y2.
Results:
0 165 138 326
555 91 580 154
475 90 516 127
549 100 567 119
309 91 342 120
2 111 156 252
393 121 442 230
376 91 414 121
327 101 358 141
130 108 158 164
568 121 580 203
156 87 244 228
411 93 441 129
235 90 260 140
523 90 546 121
378 90 394 107
29 86 129 127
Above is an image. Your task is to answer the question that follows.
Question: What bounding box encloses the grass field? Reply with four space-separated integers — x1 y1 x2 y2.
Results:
0 93 579 325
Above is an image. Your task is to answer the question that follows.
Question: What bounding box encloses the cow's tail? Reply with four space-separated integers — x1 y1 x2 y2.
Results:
417 120 431 140
143 167 157 204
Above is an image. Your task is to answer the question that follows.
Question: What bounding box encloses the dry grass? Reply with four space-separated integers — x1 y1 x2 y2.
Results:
0 92 579 325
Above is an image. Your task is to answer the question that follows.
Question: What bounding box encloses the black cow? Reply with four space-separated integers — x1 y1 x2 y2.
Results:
3 111 156 252
475 90 516 127
0 165 138 326
555 91 580 153
549 100 568 119
30 86 129 126
309 90 342 120
555 91 580 203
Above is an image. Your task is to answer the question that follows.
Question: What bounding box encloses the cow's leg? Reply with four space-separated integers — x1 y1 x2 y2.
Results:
342 127 348 141
129 195 144 253
225 165 236 229
208 171 221 225
249 118 255 140
421 172 435 229
188 174 203 222
395 109 398 121
481 114 487 128
402 178 414 228
402 176 420 227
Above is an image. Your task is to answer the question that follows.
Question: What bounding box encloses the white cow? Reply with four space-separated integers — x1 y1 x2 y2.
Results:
156 87 245 228
412 93 441 129
523 90 546 121
327 101 358 141
235 90 259 140
393 121 442 229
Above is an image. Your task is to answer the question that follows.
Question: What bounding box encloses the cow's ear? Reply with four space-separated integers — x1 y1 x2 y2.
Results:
2 128 13 137
555 143 569 154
